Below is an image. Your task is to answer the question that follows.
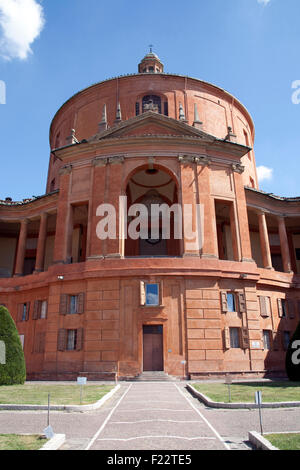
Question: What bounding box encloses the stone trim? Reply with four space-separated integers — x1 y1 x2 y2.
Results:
231 163 245 174
59 164 72 176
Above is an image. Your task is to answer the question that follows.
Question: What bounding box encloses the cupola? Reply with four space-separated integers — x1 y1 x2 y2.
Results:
138 47 164 74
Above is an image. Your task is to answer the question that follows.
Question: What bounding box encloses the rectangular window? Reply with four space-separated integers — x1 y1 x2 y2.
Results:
40 300 48 319
60 293 85 315
263 330 271 350
229 327 240 348
164 102 169 116
278 299 287 318
22 304 27 322
33 300 48 320
145 283 160 306
227 293 236 312
69 295 78 315
135 102 140 116
66 329 77 351
283 331 290 350
18 303 30 322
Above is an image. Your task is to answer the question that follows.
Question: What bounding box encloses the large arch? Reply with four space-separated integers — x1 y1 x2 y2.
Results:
124 164 182 257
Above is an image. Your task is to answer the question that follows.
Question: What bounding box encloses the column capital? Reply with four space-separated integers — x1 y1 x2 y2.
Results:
92 156 108 167
194 155 211 166
231 163 245 174
59 164 72 176
108 155 125 165
178 155 195 165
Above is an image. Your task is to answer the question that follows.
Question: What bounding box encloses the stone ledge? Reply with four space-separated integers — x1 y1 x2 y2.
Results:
0 384 120 412
40 434 66 451
248 431 278 451
186 383 300 409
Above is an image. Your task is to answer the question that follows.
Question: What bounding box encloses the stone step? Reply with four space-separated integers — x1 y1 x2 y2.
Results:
131 371 177 382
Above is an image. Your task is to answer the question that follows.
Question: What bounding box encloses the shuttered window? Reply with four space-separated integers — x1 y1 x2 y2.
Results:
283 331 290 351
33 300 48 320
287 300 295 319
277 299 287 318
259 296 271 318
238 292 246 313
240 328 250 349
57 328 84 351
224 327 230 349
263 330 271 350
221 292 228 313
221 292 245 313
60 294 85 315
17 303 30 322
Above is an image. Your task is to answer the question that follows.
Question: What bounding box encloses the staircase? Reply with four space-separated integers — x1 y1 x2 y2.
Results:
131 371 178 382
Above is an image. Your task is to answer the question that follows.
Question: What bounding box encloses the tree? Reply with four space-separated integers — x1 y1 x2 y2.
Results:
285 321 300 382
0 306 26 385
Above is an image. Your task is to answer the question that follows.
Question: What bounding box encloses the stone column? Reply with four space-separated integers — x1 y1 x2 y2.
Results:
179 156 200 257
278 216 293 273
14 219 28 276
232 164 253 262
257 211 273 269
105 156 124 258
87 157 107 260
194 157 218 259
34 212 48 273
53 164 72 264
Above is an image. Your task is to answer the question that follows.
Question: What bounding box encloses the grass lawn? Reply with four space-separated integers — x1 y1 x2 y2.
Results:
0 434 48 450
265 433 300 450
192 381 300 403
0 384 114 405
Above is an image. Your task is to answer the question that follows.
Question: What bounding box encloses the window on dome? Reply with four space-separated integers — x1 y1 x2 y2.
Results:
142 95 161 114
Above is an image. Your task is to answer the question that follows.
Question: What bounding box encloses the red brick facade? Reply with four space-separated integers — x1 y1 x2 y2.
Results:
0 52 299 380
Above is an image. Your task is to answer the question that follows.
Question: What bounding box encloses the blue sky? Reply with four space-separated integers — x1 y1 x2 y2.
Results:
0 0 300 200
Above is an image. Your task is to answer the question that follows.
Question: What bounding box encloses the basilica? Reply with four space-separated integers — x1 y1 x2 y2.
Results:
0 51 299 380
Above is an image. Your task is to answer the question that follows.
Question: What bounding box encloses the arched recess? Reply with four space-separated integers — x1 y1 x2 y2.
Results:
125 164 181 257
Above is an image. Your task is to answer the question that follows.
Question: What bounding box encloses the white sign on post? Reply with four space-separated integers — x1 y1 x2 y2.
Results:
43 425 54 439
77 377 87 385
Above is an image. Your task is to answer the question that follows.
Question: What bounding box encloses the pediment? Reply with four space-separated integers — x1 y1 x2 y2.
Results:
88 111 216 142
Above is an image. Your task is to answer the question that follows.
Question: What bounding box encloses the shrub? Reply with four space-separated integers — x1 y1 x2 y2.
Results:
285 321 300 382
0 306 26 385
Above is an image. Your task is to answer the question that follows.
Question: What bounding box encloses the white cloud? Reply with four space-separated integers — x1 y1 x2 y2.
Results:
257 0 271 5
257 165 273 182
0 0 45 61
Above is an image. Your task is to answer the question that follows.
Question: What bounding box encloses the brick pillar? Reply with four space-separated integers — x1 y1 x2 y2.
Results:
34 212 48 273
195 158 218 259
179 156 201 257
232 165 253 262
87 157 107 259
257 211 273 269
278 216 293 273
53 165 72 264
14 219 28 276
106 156 124 258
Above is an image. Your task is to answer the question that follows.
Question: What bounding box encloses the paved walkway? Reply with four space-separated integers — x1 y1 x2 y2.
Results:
0 382 300 450
84 382 229 450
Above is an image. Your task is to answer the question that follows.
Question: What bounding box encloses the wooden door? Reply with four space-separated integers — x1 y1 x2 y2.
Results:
143 325 163 371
